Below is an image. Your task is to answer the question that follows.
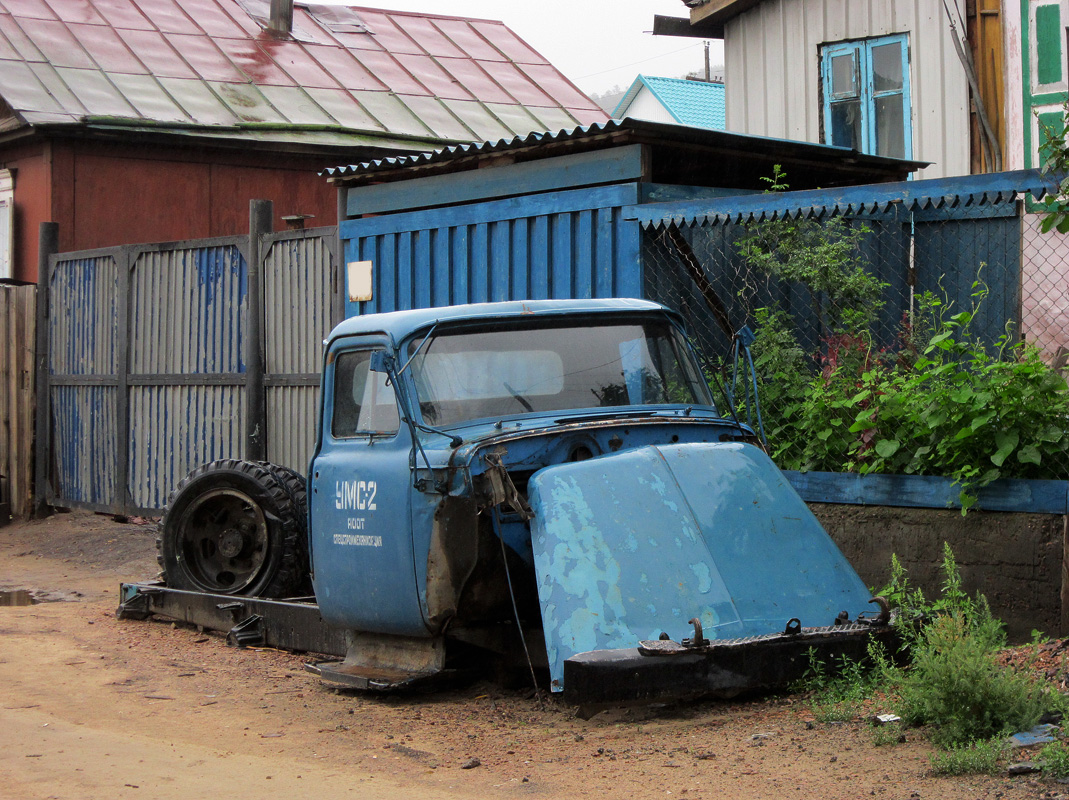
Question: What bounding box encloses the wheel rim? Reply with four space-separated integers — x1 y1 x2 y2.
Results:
174 488 270 592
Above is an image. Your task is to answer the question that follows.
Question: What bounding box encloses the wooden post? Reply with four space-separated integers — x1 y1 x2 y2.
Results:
33 222 58 517
334 186 347 326
1061 514 1069 636
247 200 272 462
115 249 131 517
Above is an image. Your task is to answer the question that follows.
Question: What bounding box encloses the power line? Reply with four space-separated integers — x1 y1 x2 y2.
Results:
577 42 706 80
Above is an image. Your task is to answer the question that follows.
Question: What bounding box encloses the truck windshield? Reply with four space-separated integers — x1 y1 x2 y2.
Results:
407 319 714 426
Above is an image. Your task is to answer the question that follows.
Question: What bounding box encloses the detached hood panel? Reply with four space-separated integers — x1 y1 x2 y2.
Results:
528 442 872 691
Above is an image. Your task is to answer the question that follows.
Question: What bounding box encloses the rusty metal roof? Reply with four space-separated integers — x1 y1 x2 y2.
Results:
0 0 607 150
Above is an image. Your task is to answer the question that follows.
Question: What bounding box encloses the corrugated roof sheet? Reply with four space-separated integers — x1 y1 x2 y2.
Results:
0 0 607 149
320 117 926 183
612 75 725 130
632 168 1059 229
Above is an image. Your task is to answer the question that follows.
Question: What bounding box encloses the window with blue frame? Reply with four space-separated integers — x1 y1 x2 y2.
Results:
821 34 912 160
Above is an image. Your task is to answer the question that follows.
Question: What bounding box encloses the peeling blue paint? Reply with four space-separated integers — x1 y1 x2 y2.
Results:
529 442 873 691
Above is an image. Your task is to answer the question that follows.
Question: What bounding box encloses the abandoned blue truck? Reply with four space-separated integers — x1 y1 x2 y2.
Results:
120 298 890 707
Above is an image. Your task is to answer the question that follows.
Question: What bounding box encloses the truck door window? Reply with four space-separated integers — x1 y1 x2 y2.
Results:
332 350 400 438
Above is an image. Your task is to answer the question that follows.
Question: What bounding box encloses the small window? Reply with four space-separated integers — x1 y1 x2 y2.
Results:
821 34 912 160
331 350 399 438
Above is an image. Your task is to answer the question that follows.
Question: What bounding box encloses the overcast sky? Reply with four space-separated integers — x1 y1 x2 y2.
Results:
329 1 725 96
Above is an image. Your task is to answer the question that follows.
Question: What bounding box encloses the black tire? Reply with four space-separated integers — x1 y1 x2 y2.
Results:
157 459 306 597
253 461 313 595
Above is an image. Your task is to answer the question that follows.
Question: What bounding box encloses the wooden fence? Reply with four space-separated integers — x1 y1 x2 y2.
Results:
1 284 35 520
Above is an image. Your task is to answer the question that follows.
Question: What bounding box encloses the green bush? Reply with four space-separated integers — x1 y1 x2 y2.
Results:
734 169 1069 504
748 283 1069 509
928 739 1004 776
896 612 1049 748
1039 740 1069 778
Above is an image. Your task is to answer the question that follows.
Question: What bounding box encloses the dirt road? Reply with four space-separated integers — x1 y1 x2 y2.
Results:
0 512 1049 799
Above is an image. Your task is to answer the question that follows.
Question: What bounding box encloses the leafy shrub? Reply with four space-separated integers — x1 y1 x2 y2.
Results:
746 281 1069 508
895 611 1051 748
733 167 1069 503
1039 740 1069 778
799 649 876 722
928 739 1004 776
870 720 905 747
1038 105 1069 234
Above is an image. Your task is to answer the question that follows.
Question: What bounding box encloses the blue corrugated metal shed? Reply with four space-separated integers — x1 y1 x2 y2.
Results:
331 119 923 320
611 75 725 130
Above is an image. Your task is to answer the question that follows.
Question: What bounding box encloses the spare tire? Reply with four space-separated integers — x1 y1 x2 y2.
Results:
252 461 312 595
157 459 307 597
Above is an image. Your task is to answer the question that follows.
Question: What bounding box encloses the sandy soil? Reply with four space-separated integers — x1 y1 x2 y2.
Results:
0 511 1058 800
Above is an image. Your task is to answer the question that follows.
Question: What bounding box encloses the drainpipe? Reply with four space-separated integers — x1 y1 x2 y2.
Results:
269 0 293 35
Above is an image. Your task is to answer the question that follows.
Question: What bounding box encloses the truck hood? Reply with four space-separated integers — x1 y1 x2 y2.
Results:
528 442 873 691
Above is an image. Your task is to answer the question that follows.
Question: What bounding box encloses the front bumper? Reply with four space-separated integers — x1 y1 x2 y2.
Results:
564 621 897 710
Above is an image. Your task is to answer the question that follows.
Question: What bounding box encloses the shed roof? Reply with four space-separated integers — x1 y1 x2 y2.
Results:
612 76 725 130
652 0 763 38
0 0 606 152
323 118 926 190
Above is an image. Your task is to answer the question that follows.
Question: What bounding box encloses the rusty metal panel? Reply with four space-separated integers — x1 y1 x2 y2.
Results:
266 385 319 473
0 0 607 147
129 243 248 374
50 385 118 508
48 255 118 375
128 385 246 510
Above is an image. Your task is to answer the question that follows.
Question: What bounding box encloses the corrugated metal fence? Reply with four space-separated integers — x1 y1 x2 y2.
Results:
41 219 338 516
1 283 35 520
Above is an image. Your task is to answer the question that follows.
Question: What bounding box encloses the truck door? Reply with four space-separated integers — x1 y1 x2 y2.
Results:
309 341 428 636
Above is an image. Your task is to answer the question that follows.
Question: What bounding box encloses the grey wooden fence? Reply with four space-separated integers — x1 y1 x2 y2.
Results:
1 283 36 520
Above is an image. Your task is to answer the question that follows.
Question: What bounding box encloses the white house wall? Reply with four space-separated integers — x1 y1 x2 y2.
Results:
619 87 677 125
724 0 971 178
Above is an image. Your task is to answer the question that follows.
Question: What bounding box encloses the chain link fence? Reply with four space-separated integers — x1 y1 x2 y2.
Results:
643 191 1069 490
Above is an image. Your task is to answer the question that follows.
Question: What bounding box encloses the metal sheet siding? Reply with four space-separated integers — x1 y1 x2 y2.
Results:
49 256 118 375
128 385 246 509
266 386 319 473
130 245 247 374
46 229 336 514
263 232 334 472
341 186 643 318
264 234 333 375
723 0 968 179
51 385 117 506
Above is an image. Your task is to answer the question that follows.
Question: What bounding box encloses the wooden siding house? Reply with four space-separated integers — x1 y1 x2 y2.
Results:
0 0 607 284
656 0 1067 181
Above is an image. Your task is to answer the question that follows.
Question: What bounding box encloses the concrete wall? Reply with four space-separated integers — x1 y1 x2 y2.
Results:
812 503 1064 642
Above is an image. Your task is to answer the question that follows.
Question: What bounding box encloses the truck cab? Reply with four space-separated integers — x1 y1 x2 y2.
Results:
306 299 878 693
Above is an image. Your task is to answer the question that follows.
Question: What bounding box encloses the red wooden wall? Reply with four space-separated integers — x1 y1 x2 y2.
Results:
2 135 345 283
